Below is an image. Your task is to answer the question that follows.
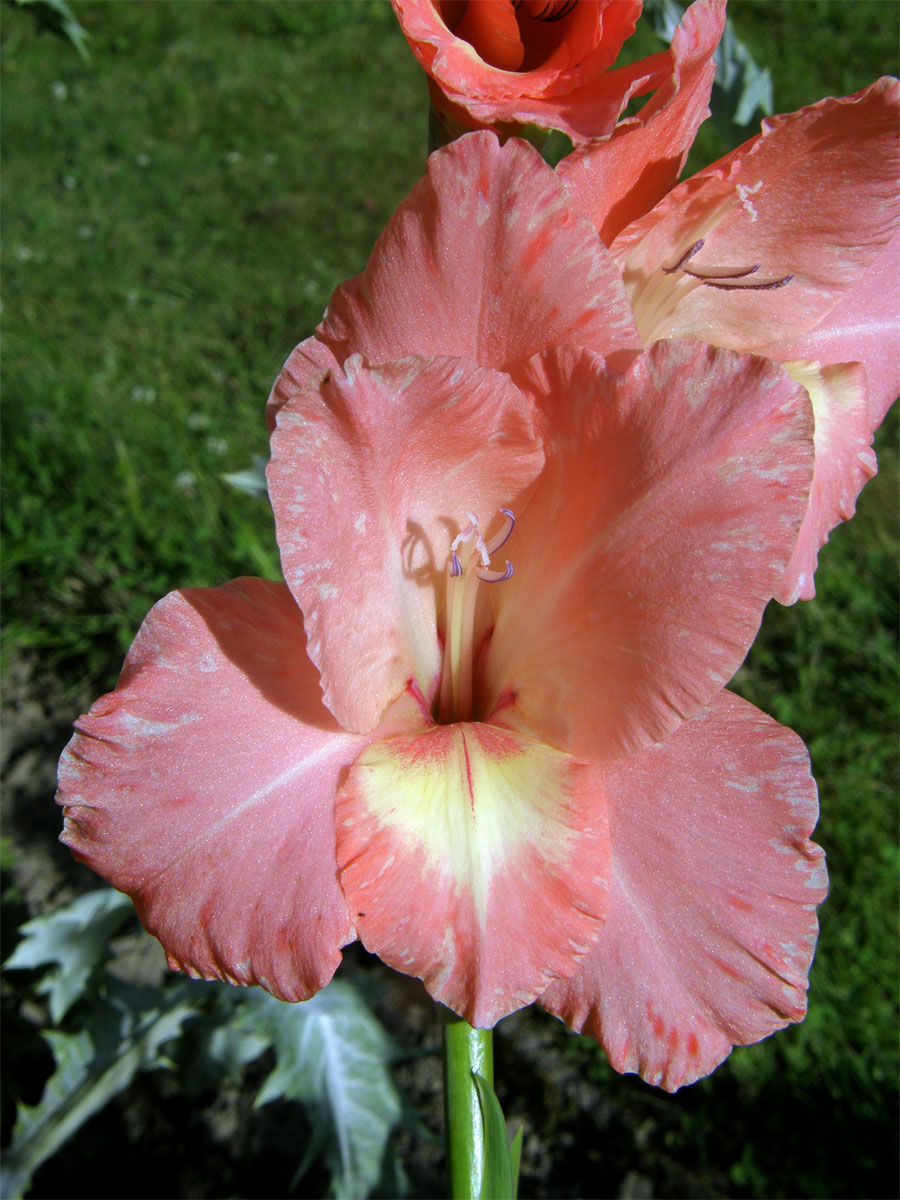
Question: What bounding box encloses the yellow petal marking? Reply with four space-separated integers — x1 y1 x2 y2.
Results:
345 723 580 926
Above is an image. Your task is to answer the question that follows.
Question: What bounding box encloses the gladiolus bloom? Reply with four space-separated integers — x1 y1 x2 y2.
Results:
58 134 827 1090
560 77 900 602
393 0 724 148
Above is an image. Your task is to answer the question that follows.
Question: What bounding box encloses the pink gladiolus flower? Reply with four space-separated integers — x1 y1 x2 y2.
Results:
58 134 828 1091
392 0 724 148
559 77 900 602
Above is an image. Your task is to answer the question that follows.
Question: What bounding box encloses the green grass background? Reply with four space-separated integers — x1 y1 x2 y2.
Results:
2 1 898 1197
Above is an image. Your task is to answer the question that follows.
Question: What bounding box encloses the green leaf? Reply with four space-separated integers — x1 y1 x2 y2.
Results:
233 982 403 1200
4 888 134 1022
508 1125 523 1196
0 982 196 1199
9 0 90 62
472 1071 518 1200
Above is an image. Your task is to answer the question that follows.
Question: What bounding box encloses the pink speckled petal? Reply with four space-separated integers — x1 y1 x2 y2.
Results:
484 341 813 760
267 354 544 733
775 361 877 603
266 333 341 432
757 228 900 430
336 721 609 1027
615 78 900 349
57 579 419 1001
540 690 826 1092
318 132 640 372
558 0 725 243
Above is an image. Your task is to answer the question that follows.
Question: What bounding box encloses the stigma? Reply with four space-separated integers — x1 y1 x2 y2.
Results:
440 510 515 724
449 509 515 582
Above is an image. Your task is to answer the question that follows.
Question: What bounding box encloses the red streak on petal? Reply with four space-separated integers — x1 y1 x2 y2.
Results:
405 677 432 720
687 1032 700 1058
708 953 743 980
574 306 600 328
520 224 555 276
652 1013 665 1039
459 727 476 813
399 730 451 766
471 724 521 760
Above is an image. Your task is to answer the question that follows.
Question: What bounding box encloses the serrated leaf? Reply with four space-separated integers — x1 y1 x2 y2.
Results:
712 17 773 131
473 1071 517 1200
0 983 195 1199
4 888 135 1022
206 1014 271 1075
234 982 402 1199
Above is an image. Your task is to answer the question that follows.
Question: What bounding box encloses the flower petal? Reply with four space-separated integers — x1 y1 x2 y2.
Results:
485 341 813 760
57 579 415 1002
558 0 725 243
336 722 610 1027
393 0 642 141
267 354 545 733
775 361 876 604
757 227 900 430
317 131 640 372
266 333 341 433
540 690 826 1092
615 78 900 348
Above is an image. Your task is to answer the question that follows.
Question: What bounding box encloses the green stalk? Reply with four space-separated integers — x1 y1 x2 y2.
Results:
442 1010 494 1199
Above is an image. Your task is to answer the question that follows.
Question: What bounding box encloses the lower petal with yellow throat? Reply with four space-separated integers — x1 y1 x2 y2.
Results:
336 722 610 1026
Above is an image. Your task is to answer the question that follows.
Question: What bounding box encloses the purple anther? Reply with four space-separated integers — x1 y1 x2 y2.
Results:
685 263 760 281
485 509 516 556
516 0 576 18
542 1 578 21
476 561 513 584
450 552 463 577
663 238 705 274
699 273 794 291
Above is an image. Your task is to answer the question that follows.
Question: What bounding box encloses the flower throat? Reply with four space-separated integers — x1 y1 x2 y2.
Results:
438 509 515 724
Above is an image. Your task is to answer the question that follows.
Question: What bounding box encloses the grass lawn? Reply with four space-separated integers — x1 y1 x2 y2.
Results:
2 2 897 1197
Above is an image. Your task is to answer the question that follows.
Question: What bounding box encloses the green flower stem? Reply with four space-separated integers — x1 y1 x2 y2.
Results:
442 1010 494 1199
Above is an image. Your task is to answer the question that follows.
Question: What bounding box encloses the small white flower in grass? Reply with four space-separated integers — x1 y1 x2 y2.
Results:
174 471 197 494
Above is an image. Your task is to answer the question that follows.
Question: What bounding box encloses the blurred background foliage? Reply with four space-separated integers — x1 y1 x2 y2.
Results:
1 2 897 1198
